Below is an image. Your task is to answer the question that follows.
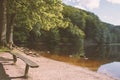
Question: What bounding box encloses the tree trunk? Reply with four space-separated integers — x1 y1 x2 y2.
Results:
0 1 3 36
0 0 7 47
7 14 15 49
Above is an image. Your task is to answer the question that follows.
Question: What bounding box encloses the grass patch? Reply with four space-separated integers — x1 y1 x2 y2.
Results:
0 47 10 52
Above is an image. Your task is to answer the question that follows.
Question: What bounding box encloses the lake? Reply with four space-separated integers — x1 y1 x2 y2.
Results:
85 44 120 61
30 43 120 61
29 44 120 70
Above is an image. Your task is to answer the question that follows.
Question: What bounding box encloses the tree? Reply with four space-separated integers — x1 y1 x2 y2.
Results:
0 0 7 47
0 0 67 48
63 5 86 30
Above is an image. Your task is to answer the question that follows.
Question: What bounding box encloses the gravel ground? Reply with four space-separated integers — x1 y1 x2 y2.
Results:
0 51 116 80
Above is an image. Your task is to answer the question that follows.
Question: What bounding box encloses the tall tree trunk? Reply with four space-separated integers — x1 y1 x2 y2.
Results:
0 0 7 47
7 14 15 49
0 1 3 37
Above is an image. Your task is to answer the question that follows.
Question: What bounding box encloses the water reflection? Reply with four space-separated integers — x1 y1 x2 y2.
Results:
49 44 85 58
29 43 120 61
28 43 120 70
30 43 85 58
85 44 120 61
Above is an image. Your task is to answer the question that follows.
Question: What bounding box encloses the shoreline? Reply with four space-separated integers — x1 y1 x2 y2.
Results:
0 51 116 80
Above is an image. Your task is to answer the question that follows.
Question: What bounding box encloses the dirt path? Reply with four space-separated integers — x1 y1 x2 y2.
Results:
0 52 116 80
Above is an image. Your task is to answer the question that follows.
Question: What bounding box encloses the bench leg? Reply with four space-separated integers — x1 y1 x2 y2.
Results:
24 64 29 78
13 55 17 63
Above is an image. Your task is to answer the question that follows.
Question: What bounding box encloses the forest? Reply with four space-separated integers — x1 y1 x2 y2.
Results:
0 0 120 58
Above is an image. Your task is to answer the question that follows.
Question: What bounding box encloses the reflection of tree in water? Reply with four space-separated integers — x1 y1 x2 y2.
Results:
85 44 120 61
48 43 85 58
96 45 110 60
71 44 85 58
107 45 120 61
85 45 109 60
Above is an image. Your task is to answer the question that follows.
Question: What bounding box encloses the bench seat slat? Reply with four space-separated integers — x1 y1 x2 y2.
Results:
10 52 39 68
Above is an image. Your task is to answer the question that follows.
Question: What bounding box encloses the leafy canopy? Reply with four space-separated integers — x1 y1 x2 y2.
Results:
7 0 68 30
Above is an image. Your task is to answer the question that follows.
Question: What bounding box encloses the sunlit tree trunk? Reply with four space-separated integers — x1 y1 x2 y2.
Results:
0 0 7 47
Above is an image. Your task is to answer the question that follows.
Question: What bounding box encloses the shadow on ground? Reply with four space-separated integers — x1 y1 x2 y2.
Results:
0 63 11 80
0 57 28 80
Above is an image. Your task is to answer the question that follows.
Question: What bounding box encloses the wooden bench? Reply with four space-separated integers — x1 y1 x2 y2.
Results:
9 51 39 77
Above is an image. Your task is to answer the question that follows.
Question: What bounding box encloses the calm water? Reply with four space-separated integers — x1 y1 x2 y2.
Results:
31 43 120 62
28 44 120 70
85 45 120 61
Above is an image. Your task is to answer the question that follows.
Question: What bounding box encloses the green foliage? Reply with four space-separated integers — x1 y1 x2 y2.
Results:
13 25 29 44
94 23 110 44
30 23 41 38
42 28 60 45
68 23 85 38
7 1 120 57
7 0 67 30
85 13 100 38
1 0 120 59
63 5 86 30
63 4 110 45
109 25 120 43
